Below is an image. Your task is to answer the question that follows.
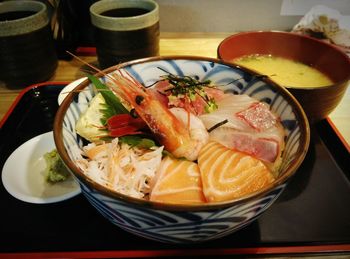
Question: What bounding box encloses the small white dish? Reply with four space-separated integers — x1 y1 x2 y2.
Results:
1 131 81 204
58 77 87 105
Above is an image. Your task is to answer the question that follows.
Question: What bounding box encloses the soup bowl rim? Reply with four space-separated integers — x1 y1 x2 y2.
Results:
217 30 350 90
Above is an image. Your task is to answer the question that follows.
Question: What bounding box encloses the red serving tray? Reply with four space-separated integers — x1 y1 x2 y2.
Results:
0 83 349 258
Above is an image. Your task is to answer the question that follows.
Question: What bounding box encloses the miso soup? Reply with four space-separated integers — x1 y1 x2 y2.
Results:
233 55 333 88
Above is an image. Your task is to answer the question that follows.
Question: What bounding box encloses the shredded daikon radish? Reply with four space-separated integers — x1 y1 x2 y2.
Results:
77 138 163 199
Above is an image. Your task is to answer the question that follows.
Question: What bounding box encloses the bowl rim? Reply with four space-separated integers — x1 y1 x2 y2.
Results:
217 30 350 90
54 55 310 211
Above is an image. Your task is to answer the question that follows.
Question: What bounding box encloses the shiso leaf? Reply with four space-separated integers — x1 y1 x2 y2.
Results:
87 74 128 125
119 135 156 149
86 75 158 146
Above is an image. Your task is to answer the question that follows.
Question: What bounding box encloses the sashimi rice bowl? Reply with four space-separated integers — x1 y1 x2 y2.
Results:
54 56 310 243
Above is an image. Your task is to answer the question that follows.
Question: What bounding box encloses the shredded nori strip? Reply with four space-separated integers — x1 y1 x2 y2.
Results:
208 119 229 132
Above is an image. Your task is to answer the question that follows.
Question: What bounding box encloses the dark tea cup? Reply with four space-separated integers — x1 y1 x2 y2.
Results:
0 0 58 88
90 0 159 69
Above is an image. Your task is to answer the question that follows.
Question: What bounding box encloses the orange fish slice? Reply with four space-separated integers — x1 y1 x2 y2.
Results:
198 141 274 202
150 156 206 205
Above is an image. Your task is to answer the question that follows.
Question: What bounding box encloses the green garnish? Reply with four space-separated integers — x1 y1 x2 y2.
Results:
119 135 156 149
205 99 218 113
44 149 70 183
87 74 129 125
157 68 218 113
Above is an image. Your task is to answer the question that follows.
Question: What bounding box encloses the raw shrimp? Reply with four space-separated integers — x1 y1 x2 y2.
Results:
105 69 209 161
66 53 209 161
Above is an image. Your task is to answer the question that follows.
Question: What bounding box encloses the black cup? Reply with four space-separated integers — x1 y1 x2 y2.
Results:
0 1 58 88
90 0 159 69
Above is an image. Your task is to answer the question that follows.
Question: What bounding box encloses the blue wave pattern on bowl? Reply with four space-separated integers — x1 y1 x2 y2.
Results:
79 182 285 243
62 59 301 243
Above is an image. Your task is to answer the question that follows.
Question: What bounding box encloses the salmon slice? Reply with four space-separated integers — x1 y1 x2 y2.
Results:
198 141 275 202
150 156 206 205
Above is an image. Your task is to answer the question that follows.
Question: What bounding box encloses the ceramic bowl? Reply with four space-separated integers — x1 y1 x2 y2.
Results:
217 31 350 122
54 56 310 243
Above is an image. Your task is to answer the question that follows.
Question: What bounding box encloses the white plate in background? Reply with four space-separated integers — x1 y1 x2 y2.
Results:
57 77 87 105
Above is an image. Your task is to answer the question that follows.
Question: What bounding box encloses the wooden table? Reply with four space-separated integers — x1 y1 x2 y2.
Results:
1 32 349 147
